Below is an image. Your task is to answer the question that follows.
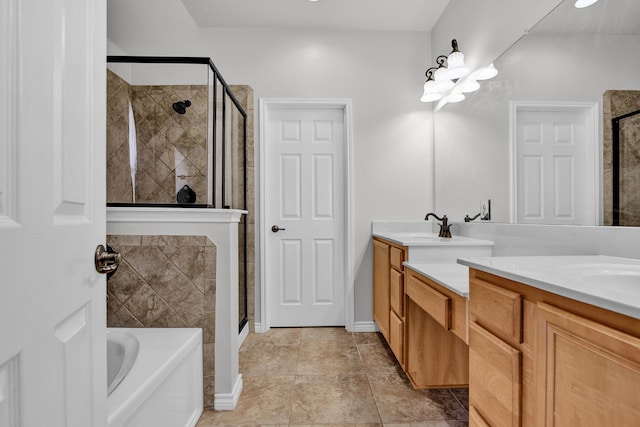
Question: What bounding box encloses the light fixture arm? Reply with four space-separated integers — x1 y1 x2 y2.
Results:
425 67 437 80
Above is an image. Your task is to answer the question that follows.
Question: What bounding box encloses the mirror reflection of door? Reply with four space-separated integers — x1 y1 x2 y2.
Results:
512 103 598 225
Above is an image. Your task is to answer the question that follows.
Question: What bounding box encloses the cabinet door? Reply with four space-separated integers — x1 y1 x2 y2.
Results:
373 239 390 339
469 322 522 427
389 309 404 364
537 303 640 426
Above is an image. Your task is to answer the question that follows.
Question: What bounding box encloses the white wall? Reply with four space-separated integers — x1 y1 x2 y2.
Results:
107 0 435 326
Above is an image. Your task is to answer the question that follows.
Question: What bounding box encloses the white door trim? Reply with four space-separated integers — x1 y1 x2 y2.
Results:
258 98 354 332
509 101 601 225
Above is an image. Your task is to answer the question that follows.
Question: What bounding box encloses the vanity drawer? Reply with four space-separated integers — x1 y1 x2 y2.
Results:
390 246 405 271
471 278 523 345
407 273 450 329
389 268 404 316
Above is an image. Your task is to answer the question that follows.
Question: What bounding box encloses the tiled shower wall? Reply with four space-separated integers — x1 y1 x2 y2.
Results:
603 90 640 226
106 70 209 204
106 235 217 408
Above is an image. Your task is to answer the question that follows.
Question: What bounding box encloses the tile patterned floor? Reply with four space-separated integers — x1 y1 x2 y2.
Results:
196 327 469 426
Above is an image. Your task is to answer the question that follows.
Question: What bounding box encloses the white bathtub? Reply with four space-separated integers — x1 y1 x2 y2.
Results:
107 328 203 427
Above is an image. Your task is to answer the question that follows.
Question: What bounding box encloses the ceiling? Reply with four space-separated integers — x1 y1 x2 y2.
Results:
179 0 450 32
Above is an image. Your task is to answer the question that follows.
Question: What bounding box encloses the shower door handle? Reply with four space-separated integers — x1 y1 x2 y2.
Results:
271 225 286 233
95 244 121 275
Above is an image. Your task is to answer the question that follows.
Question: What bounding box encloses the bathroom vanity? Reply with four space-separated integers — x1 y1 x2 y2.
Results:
372 225 493 388
459 256 640 427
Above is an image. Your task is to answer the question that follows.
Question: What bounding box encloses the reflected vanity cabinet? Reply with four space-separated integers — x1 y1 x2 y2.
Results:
372 237 406 365
468 268 640 427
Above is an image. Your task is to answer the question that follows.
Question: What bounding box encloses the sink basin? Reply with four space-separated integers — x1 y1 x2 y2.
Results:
567 264 640 293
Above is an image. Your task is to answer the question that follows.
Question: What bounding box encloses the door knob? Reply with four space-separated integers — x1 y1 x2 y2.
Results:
95 244 121 276
271 225 286 233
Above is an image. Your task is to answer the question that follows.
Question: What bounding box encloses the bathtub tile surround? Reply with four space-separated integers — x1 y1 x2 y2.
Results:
107 234 217 407
196 328 468 426
603 90 640 226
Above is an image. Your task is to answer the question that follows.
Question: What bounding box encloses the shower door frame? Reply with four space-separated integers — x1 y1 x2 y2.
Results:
612 108 640 226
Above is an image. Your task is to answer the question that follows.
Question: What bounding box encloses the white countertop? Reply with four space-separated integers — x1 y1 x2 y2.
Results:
373 231 494 247
404 263 470 297
458 255 640 320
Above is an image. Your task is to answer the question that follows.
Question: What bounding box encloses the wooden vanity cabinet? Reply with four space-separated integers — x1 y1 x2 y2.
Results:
469 268 640 427
404 267 469 388
372 237 406 364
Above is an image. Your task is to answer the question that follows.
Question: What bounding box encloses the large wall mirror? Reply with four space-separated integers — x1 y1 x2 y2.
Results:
434 0 640 226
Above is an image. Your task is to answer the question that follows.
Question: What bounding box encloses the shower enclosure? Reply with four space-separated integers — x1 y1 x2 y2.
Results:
106 56 248 332
612 108 640 226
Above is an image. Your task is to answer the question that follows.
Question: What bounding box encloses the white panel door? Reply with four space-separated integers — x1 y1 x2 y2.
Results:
266 106 345 326
0 1 107 426
515 107 596 225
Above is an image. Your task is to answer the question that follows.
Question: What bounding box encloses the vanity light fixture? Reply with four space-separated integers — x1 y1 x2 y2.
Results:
574 0 598 8
420 39 467 103
420 40 499 107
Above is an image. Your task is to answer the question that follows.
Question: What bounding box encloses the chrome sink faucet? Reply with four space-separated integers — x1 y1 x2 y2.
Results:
424 213 452 238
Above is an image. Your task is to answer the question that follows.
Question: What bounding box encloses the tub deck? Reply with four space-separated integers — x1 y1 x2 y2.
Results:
107 328 203 427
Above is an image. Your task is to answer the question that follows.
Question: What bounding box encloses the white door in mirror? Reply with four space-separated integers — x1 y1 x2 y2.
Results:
514 105 598 225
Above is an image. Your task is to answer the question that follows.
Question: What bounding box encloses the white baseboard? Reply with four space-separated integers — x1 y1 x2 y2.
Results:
214 375 243 411
352 321 379 333
254 322 267 333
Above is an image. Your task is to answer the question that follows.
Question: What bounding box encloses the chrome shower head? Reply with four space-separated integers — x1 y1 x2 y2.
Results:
172 100 192 115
